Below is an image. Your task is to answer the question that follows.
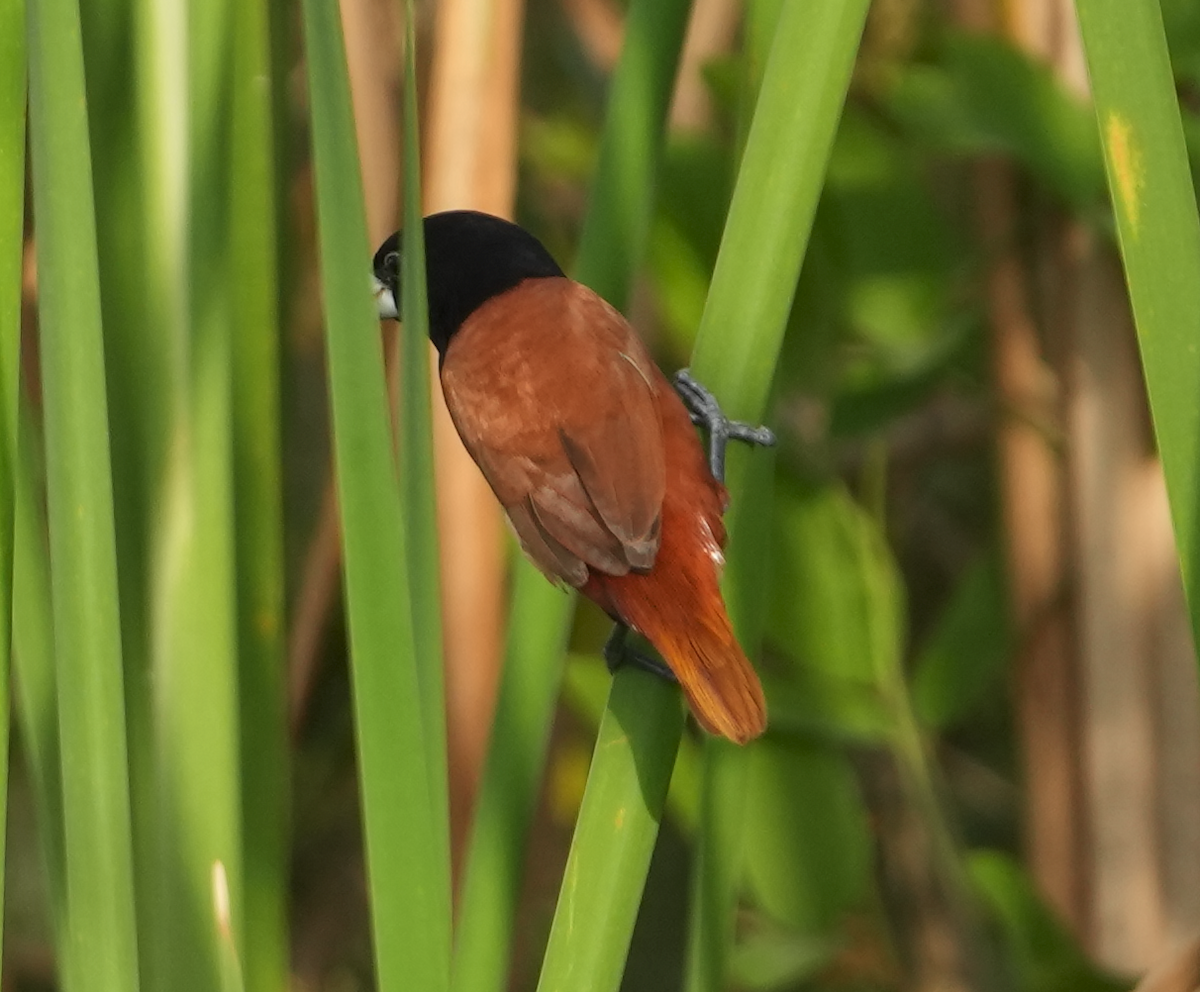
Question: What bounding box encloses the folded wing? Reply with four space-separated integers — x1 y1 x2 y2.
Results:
439 277 666 587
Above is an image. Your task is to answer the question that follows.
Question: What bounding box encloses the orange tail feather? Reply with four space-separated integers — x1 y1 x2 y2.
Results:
653 607 766 745
597 570 767 745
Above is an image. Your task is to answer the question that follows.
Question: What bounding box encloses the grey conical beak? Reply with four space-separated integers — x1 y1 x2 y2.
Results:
372 274 398 319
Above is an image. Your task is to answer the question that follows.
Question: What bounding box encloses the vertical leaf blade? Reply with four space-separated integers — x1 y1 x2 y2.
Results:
1074 0 1200 643
0 0 25 957
400 0 452 969
229 0 289 983
535 672 686 992
27 0 142 986
299 0 451 987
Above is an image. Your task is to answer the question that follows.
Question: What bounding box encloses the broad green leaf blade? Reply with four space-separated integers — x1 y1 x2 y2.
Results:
299 0 450 987
690 0 870 434
968 851 1125 992
452 3 690 989
399 0 452 969
27 0 141 986
80 0 164 979
534 670 686 992
1075 0 1200 642
229 0 289 985
0 0 25 954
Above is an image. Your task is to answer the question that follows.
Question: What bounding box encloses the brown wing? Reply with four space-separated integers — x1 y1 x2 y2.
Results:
439 277 666 588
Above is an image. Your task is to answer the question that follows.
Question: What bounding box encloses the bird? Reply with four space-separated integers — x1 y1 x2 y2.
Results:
372 210 772 744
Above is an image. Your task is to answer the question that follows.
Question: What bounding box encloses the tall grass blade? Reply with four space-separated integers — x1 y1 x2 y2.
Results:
535 671 686 992
575 0 692 309
399 0 451 904
0 0 25 957
299 0 451 986
11 397 68 968
452 3 691 990
1073 0 1200 644
97 0 182 983
229 0 289 984
137 0 245 982
27 0 142 985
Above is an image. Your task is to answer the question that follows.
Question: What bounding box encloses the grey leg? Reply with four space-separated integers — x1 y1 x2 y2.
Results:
673 368 775 484
603 624 677 683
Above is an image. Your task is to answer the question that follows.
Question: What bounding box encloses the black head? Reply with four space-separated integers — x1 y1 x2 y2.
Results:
372 210 565 357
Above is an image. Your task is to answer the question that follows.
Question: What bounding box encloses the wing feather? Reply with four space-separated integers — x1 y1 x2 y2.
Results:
439 278 666 587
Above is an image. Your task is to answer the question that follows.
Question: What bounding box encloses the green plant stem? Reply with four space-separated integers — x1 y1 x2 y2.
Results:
27 0 142 984
1073 0 1200 647
140 0 246 983
229 0 288 983
11 394 69 973
535 670 686 992
575 0 692 310
299 0 451 985
400 2 452 915
0 0 25 961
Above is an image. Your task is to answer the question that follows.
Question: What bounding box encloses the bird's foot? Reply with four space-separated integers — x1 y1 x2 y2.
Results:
603 624 677 683
673 369 775 484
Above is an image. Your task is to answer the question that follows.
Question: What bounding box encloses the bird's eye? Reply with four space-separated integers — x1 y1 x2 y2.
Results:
384 250 400 271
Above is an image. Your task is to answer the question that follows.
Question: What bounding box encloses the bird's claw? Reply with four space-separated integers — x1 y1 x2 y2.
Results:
673 368 775 484
603 625 677 683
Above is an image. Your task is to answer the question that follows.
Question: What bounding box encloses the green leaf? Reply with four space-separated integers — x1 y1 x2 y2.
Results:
969 851 1126 992
299 0 450 986
229 0 289 982
911 552 1011 730
535 670 687 992
0 0 25 957
743 740 871 933
1075 0 1200 654
648 134 734 353
825 111 960 359
768 483 905 687
573 0 693 310
886 31 1106 209
683 6 873 992
28 0 142 984
561 653 705 834
399 0 452 966
138 0 245 978
728 922 836 992
12 397 69 966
